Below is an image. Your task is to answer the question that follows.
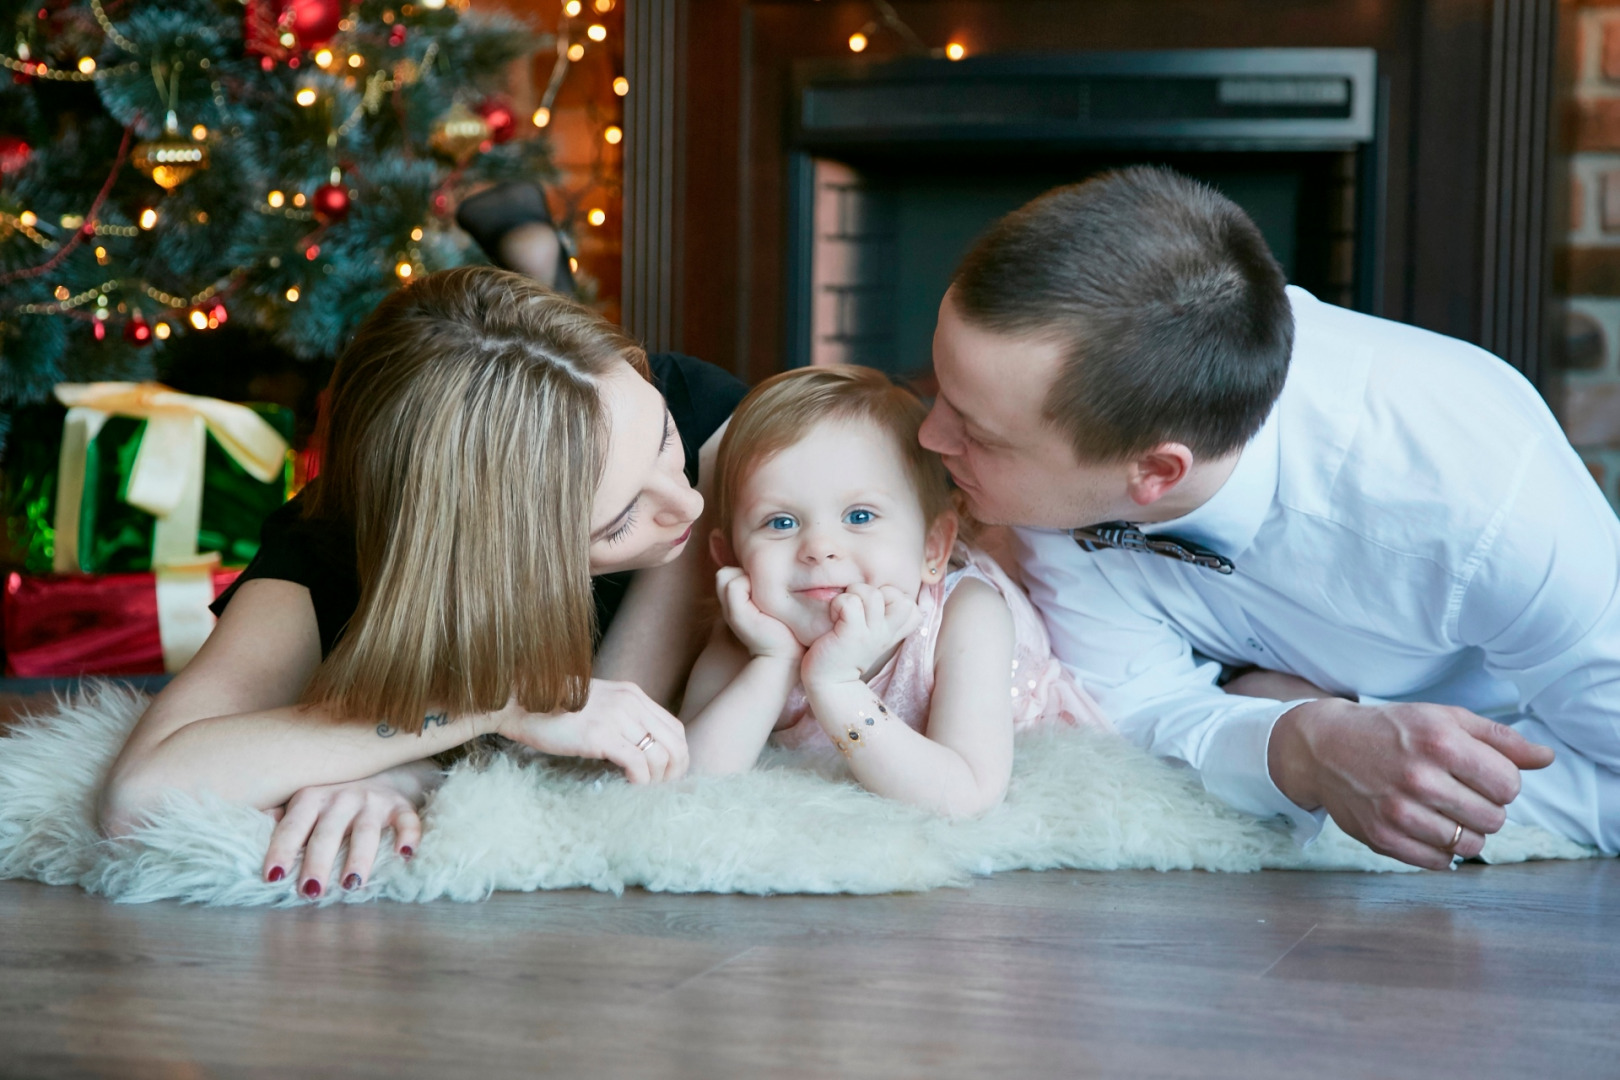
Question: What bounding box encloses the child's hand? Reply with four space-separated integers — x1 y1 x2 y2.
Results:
801 583 921 687
716 566 803 661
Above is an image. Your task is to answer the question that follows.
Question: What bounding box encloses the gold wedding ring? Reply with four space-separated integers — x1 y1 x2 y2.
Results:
635 733 655 751
1448 821 1464 850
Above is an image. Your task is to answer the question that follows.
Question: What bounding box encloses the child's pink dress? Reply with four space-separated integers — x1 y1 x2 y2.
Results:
772 543 1110 748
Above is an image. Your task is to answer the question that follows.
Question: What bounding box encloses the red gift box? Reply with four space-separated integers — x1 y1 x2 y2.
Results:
3 568 241 678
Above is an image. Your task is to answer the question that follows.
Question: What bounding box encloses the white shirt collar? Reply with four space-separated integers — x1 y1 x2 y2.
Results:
1140 400 1281 562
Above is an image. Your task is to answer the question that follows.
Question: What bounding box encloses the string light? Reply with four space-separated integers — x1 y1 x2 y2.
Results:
567 43 585 61
292 193 307 207
532 106 552 128
569 257 579 272
285 286 300 302
189 309 208 330
587 23 607 41
314 49 334 68
395 260 413 279
945 42 966 60
77 57 95 74
267 190 285 208
295 87 318 106
18 211 36 228
587 208 606 226
154 321 171 340
564 0 582 15
348 53 364 68
53 285 70 301
191 124 208 140
594 0 614 10
94 246 108 265
613 76 628 96
138 208 158 229
848 32 868 53
410 226 424 240
604 125 622 145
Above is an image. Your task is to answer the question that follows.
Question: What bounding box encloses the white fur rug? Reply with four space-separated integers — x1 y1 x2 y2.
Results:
0 684 1597 906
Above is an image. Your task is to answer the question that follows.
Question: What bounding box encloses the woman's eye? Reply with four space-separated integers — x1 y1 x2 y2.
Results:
767 515 797 531
844 508 875 526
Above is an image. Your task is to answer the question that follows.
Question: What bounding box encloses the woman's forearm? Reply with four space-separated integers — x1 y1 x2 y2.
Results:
100 701 496 833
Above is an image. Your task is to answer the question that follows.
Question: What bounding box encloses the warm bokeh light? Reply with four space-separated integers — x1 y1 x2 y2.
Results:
567 43 585 61
532 106 552 128
292 192 307 207
587 207 606 226
945 42 966 61
396 261 413 279
848 32 868 53
267 190 285 208
348 53 363 68
77 56 95 74
18 211 36 228
587 23 607 41
189 309 209 330
410 226 424 241
191 124 208 140
138 208 158 229
604 125 622 145
613 76 629 96
564 0 582 15
594 0 614 10
295 87 317 106
154 321 172 340
314 49 334 67
285 286 301 302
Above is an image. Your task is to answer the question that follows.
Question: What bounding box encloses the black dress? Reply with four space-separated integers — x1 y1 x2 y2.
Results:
211 352 747 656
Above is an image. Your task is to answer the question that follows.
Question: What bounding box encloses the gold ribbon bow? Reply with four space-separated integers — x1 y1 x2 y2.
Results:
50 382 291 671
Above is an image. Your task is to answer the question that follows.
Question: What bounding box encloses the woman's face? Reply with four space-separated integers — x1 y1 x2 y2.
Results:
587 362 705 575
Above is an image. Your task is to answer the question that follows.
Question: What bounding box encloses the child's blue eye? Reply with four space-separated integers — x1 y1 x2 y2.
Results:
844 508 875 526
767 515 798 531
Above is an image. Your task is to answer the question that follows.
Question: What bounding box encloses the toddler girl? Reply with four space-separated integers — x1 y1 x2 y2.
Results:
680 366 1108 817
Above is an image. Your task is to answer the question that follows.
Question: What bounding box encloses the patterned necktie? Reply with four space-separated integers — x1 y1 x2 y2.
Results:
1071 521 1235 575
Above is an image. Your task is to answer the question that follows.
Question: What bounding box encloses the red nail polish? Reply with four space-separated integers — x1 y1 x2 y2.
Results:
343 873 361 891
302 878 321 898
400 846 414 861
267 866 285 883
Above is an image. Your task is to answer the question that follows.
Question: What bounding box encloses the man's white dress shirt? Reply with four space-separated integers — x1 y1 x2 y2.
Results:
1016 286 1620 851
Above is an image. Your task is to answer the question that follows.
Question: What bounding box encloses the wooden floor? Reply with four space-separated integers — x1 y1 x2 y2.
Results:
2 859 1617 1079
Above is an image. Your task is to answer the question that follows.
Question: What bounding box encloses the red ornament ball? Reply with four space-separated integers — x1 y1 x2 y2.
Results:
312 180 351 222
388 23 407 47
210 301 229 325
123 316 153 347
0 135 31 178
286 0 343 50
476 99 517 145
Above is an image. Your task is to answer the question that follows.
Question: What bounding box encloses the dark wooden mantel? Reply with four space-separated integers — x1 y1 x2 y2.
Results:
622 0 1560 390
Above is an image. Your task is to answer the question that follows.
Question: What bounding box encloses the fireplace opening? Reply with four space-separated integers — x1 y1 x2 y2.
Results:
785 50 1381 378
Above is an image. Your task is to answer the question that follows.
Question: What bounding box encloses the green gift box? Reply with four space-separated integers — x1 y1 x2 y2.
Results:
7 383 294 575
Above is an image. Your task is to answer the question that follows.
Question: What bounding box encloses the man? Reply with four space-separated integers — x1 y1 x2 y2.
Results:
919 166 1617 869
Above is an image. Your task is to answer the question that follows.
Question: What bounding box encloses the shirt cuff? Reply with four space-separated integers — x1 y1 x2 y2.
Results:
1197 698 1328 845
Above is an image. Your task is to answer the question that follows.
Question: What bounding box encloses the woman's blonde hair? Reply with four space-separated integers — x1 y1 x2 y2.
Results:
714 366 954 545
302 265 649 731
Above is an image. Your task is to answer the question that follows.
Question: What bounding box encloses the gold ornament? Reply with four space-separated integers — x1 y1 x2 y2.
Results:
132 111 209 190
429 102 489 164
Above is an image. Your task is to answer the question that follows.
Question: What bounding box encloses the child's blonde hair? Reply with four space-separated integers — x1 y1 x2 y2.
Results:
715 366 954 544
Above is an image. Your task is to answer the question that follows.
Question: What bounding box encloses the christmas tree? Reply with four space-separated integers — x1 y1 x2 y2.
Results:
0 0 554 445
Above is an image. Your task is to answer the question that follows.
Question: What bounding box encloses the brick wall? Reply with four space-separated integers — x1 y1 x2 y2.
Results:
1563 1 1620 507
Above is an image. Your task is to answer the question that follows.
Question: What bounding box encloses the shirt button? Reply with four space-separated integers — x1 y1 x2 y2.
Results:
1247 638 1264 652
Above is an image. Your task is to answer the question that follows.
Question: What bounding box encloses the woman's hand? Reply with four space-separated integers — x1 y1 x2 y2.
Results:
262 760 437 899
494 679 690 784
801 583 921 688
716 567 803 661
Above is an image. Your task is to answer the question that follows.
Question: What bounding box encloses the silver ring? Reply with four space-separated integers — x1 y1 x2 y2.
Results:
635 733 655 752
1448 821 1464 850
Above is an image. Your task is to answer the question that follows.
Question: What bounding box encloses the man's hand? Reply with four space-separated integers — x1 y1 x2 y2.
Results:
801 583 921 688
715 567 803 661
1269 698 1556 869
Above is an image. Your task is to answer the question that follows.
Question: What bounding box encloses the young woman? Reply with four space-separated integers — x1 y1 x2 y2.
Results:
97 266 745 898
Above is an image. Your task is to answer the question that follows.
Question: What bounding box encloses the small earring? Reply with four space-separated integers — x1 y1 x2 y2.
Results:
927 566 938 576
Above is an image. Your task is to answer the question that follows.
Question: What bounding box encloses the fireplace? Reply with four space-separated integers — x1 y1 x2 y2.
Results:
783 50 1380 376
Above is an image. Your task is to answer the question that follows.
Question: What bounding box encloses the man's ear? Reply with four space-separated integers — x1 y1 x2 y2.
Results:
923 510 960 573
1126 443 1195 508
709 527 737 568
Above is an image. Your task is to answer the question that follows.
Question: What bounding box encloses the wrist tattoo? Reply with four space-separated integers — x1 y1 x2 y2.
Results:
375 711 451 739
833 698 889 755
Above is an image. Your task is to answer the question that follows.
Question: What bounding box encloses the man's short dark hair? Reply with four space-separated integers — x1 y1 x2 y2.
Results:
951 166 1294 463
